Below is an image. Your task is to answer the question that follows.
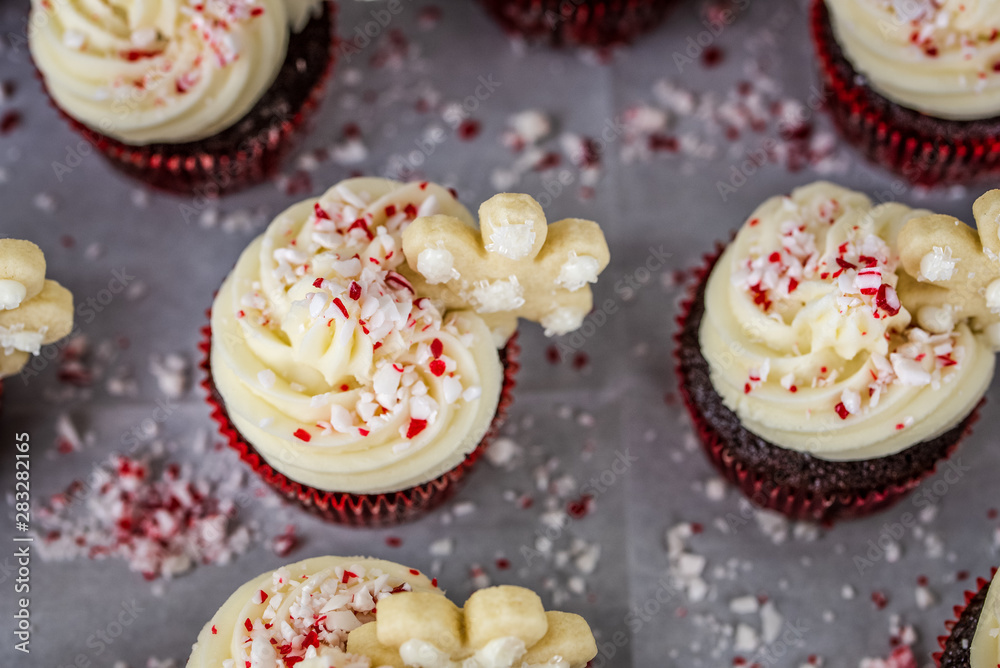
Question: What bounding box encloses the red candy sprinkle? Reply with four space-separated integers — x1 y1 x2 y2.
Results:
312 278 324 288
876 284 901 316
313 202 331 220
1 111 21 135
332 297 349 319
429 359 446 377
406 419 428 439
834 402 850 420
244 618 253 632
293 429 311 442
349 281 362 300
457 119 481 140
346 218 374 240
430 338 444 358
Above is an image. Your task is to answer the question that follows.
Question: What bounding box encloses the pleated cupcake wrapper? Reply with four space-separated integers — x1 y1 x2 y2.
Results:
934 568 998 667
35 2 338 196
198 319 519 527
674 246 979 525
479 0 674 48
811 0 1000 186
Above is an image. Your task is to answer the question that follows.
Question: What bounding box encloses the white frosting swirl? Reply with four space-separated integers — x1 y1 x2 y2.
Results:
211 179 503 494
827 0 1000 120
185 556 440 668
972 572 1000 668
700 182 995 461
29 0 321 144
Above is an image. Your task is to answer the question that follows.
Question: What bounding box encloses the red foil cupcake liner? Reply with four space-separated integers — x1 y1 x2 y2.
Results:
811 0 1000 186
934 568 998 667
674 247 980 525
198 320 519 527
35 2 337 196
479 0 674 48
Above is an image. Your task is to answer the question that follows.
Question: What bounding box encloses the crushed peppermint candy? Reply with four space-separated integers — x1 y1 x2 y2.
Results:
35 454 251 580
226 562 430 667
732 195 966 420
237 185 483 445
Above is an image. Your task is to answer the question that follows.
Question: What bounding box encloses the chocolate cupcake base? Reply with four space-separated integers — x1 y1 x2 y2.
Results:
674 248 981 525
479 0 674 48
811 0 1000 186
39 2 337 197
199 322 519 527
935 571 997 667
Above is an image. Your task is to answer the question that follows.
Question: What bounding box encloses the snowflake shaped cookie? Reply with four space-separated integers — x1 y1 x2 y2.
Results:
346 585 597 668
0 239 73 377
897 189 1000 346
400 193 609 341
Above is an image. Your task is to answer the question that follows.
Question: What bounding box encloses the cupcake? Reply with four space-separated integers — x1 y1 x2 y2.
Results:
675 182 1000 523
185 556 440 668
186 555 598 668
202 177 609 525
0 239 74 407
812 0 1000 186
29 0 336 195
478 0 674 48
936 569 999 668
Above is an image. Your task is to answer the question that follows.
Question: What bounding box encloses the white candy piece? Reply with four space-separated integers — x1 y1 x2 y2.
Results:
541 307 585 337
890 355 932 387
508 110 552 144
840 388 861 415
0 324 46 355
485 222 536 260
0 279 27 310
417 247 459 285
919 245 958 282
471 277 525 313
63 29 86 49
556 252 601 292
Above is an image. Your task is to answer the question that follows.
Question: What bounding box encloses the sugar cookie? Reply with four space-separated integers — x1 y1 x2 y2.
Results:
346 585 597 668
897 189 1000 346
401 193 610 342
0 239 74 378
